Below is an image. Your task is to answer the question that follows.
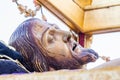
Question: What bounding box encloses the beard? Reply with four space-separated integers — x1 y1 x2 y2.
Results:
47 57 83 70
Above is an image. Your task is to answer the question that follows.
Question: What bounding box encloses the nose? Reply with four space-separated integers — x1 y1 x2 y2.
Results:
62 32 72 43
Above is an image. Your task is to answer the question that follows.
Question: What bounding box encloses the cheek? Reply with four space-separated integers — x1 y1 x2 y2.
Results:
47 42 71 57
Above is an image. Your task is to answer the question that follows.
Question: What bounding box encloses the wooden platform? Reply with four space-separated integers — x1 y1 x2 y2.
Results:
0 66 120 80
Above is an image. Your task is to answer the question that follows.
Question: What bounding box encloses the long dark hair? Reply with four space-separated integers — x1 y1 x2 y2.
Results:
9 18 49 72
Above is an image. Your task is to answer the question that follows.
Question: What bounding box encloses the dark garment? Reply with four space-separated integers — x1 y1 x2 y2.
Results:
0 59 28 74
0 42 24 62
0 41 28 74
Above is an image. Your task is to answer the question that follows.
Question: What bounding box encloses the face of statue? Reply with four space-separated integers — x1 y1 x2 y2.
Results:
32 20 99 70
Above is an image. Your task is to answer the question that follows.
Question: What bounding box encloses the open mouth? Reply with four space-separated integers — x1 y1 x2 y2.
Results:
72 43 77 51
69 41 99 64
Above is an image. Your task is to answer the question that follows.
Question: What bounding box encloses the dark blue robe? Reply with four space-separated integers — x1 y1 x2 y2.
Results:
0 41 28 74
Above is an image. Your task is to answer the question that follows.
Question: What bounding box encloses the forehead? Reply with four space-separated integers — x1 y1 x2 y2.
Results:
31 20 60 38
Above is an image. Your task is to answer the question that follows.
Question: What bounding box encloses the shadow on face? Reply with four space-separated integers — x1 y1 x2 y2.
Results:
9 18 99 71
